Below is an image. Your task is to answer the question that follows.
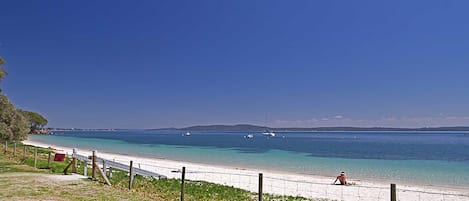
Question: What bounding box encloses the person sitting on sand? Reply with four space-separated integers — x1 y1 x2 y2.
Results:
333 171 348 185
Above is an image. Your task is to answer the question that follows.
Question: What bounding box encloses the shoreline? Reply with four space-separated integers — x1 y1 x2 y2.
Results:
23 139 469 201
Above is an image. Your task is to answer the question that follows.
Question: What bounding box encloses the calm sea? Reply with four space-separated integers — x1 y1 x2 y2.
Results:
29 130 469 187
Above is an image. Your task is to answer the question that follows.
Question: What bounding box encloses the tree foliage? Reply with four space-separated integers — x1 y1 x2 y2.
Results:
18 109 48 132
0 55 49 140
0 95 30 141
0 57 7 92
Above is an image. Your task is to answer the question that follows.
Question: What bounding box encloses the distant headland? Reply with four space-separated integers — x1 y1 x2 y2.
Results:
48 128 117 131
147 124 469 132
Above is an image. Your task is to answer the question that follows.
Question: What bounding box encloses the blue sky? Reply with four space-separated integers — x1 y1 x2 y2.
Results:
1 1 469 128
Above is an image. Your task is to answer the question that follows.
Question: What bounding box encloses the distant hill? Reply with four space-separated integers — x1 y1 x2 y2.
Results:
148 124 469 132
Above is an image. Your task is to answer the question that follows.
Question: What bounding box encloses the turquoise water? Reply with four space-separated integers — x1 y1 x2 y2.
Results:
28 131 469 188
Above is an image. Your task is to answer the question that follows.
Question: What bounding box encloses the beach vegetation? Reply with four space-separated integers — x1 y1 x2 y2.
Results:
0 56 49 137
0 95 30 141
17 109 49 133
0 56 7 88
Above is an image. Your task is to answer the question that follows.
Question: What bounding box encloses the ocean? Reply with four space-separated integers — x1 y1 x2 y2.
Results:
28 130 469 188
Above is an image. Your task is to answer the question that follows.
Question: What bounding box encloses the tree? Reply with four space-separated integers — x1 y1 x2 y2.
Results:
0 95 30 141
0 57 7 92
0 55 48 139
18 110 48 132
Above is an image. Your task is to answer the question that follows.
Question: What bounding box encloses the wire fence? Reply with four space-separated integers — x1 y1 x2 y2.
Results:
104 155 469 201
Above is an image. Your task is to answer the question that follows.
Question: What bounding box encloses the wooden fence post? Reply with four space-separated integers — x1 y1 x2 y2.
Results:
391 183 396 201
129 160 133 190
109 167 113 178
4 141 7 154
13 141 16 156
47 152 51 168
258 173 263 201
181 166 186 201
34 147 37 169
83 160 87 176
93 159 111 186
102 160 107 176
72 148 77 173
23 145 27 158
92 151 96 179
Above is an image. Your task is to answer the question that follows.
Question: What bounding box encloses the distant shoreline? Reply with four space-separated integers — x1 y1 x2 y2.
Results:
48 125 469 132
156 124 469 132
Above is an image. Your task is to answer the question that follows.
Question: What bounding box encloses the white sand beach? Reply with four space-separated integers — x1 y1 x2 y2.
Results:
24 139 469 201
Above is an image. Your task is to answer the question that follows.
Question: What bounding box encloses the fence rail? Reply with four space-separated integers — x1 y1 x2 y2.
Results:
71 152 167 179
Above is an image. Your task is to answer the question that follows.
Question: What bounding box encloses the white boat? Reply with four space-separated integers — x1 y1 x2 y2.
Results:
183 132 191 136
245 134 254 139
262 130 275 137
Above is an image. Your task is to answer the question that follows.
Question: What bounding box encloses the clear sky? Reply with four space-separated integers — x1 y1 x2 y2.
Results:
1 1 469 128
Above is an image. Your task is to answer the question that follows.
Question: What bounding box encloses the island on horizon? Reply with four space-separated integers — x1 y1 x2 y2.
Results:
142 124 469 132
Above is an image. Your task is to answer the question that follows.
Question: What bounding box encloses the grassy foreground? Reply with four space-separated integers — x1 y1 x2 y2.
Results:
0 142 321 201
0 151 150 200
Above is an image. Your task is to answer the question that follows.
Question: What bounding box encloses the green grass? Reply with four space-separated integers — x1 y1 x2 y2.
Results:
1 141 324 201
